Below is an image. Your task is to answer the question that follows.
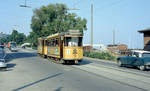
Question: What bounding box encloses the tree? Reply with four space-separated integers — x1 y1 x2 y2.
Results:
26 32 37 46
29 3 87 46
10 30 26 45
10 30 18 42
0 35 11 45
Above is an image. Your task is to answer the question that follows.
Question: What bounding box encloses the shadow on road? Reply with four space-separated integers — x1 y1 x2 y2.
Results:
7 63 16 68
54 87 63 91
76 59 92 65
12 73 63 91
119 66 150 71
0 63 16 72
5 52 37 63
62 59 92 65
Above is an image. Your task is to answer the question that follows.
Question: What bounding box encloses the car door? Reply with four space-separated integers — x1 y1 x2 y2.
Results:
125 56 137 66
134 57 143 66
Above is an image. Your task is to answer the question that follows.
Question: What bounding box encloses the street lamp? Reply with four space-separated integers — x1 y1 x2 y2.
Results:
20 0 31 8
67 8 80 10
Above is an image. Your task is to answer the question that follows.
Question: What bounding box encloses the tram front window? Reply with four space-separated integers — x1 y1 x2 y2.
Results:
64 37 82 47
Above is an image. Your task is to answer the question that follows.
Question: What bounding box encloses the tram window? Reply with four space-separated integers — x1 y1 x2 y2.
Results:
52 40 55 46
47 38 59 47
47 41 49 46
45 40 47 46
48 40 51 46
56 38 59 46
51 40 53 46
64 37 82 47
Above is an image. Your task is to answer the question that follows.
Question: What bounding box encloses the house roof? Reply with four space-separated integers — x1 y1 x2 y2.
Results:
138 28 150 33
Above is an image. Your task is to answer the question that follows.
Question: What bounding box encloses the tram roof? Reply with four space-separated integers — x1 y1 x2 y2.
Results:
38 37 47 40
47 30 82 39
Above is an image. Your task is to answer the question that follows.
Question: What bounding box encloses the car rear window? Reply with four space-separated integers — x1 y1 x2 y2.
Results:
142 53 150 57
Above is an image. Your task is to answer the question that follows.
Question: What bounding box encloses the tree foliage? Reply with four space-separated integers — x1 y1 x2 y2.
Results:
0 30 26 45
10 30 26 45
29 3 87 46
0 37 10 45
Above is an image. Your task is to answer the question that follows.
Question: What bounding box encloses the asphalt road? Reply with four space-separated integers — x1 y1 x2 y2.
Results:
0 48 150 91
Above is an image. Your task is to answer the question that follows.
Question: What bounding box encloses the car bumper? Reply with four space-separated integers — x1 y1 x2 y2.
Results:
11 50 18 52
145 65 150 69
0 62 7 68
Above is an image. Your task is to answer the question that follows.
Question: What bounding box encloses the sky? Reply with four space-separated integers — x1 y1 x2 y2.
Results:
0 0 150 49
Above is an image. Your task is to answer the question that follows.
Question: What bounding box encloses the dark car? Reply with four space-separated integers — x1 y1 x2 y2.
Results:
117 56 150 71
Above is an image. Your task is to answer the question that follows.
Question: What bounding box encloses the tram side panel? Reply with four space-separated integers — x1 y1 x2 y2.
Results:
47 37 61 59
43 39 48 56
37 38 45 55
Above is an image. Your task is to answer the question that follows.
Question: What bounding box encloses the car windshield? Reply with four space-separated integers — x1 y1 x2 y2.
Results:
142 53 150 57
0 60 5 62
11 46 16 48
11 43 16 47
64 37 82 47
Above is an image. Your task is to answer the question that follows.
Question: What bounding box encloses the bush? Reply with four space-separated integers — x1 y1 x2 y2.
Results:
32 46 37 50
84 51 116 61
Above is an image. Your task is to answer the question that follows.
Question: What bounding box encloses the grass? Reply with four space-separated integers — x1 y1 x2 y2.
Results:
84 51 117 61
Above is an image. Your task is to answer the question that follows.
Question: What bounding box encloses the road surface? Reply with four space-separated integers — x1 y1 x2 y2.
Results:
0 48 150 91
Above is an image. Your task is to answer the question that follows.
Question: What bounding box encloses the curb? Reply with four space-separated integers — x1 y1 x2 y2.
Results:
84 57 117 64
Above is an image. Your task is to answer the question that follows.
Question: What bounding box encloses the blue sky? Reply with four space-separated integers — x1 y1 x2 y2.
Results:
0 0 150 49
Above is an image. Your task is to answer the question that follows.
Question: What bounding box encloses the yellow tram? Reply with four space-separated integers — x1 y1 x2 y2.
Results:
38 30 83 64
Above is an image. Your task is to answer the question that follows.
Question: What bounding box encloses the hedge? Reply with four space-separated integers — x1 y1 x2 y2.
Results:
84 51 116 61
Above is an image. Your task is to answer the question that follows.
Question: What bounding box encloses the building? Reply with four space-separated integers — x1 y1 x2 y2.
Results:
107 44 118 53
138 28 150 51
0 32 9 39
83 44 107 52
83 46 92 52
107 44 128 54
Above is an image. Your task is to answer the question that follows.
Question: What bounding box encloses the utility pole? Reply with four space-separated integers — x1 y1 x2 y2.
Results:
113 29 115 45
91 4 93 48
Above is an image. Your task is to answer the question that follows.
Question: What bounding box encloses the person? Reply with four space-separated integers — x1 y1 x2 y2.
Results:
68 41 77 47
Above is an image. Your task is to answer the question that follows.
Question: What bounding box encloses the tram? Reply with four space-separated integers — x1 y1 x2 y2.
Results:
38 30 83 64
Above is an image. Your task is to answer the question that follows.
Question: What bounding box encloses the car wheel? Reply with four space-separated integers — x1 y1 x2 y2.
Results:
138 65 145 71
0 67 7 71
118 61 123 67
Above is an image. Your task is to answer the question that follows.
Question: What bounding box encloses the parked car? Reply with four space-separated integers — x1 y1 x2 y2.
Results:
10 46 18 52
117 50 150 71
0 59 7 70
0 45 7 70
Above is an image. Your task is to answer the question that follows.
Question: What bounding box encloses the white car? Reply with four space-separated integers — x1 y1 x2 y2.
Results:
0 59 7 69
0 45 7 70
128 50 150 57
10 46 18 52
